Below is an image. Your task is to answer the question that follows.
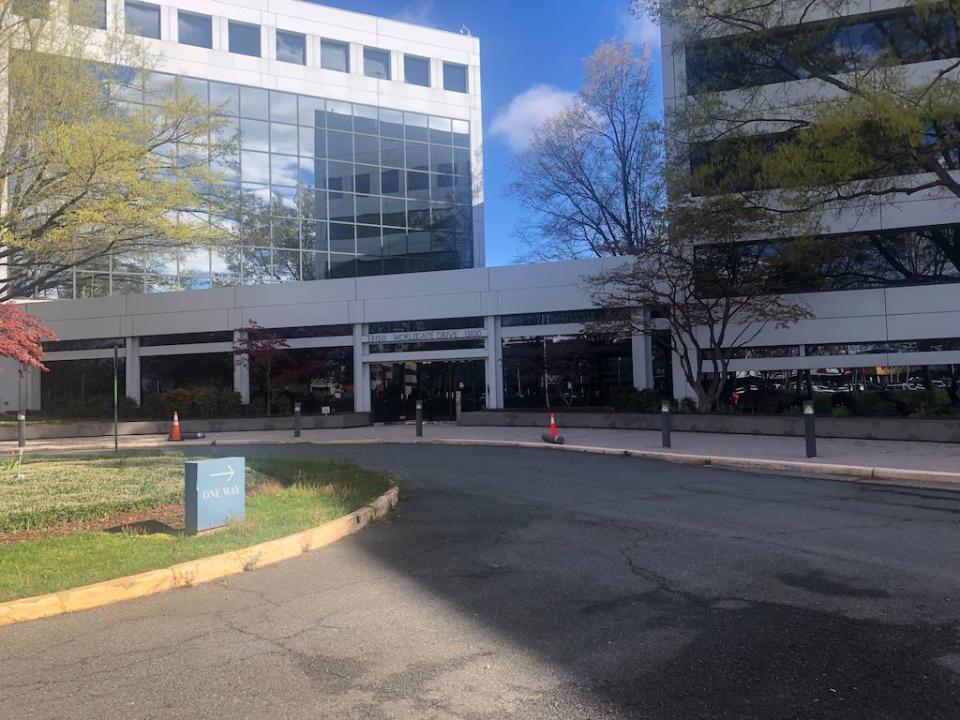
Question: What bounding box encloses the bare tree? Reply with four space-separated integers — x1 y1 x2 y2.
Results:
509 40 664 260
589 197 812 411
509 38 813 410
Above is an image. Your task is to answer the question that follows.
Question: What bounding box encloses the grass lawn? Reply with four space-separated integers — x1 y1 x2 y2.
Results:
0 454 393 602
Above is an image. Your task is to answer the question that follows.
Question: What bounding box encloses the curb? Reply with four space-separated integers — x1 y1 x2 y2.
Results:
399 439 960 489
0 486 398 628
6 433 959 490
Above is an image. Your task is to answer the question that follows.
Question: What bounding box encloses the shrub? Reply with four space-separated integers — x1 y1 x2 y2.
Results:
813 395 833 416
680 397 698 413
610 388 663 413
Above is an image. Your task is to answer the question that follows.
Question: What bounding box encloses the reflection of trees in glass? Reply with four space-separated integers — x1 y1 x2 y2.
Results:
502 335 633 409
695 226 960 294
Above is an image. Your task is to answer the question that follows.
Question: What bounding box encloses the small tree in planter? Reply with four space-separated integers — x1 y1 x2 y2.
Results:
233 321 289 417
0 303 55 372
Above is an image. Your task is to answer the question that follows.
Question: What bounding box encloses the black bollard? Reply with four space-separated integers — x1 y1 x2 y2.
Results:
17 411 26 448
293 401 302 438
803 400 817 458
661 401 672 449
415 400 423 437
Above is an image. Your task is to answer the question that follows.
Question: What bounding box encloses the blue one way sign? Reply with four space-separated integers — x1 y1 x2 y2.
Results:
184 457 246 534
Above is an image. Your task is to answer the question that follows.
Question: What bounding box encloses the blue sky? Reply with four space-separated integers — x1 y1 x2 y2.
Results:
307 0 662 266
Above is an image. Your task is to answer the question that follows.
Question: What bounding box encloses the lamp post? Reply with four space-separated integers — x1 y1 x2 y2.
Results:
803 400 817 458
17 364 25 449
113 343 119 454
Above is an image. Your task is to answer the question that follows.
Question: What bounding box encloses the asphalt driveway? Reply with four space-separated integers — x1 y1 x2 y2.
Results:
1 444 959 719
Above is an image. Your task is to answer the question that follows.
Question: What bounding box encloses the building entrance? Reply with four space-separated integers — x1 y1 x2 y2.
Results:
370 360 485 422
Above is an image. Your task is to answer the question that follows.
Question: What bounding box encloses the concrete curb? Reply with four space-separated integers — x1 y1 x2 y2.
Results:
0 486 398 628
6 433 959 489
399 439 960 489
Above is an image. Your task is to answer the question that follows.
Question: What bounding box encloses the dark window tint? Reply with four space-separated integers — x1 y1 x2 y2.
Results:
70 0 107 29
687 8 960 94
321 39 349 72
443 62 468 93
140 331 234 347
404 55 430 86
229 20 261 57
694 224 960 296
125 1 160 39
277 30 306 65
178 10 212 49
364 47 391 79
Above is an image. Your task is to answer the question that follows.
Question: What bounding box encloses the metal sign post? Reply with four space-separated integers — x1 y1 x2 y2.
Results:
293 402 302 438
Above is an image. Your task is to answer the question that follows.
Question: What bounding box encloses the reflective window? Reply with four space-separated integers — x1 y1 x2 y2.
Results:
694 224 960 295
364 47 391 79
276 30 306 65
70 0 106 29
229 20 260 57
125 1 160 39
443 62 468 93
404 55 430 87
321 39 349 72
502 335 633 409
687 8 960 94
178 10 212 49
68 72 475 295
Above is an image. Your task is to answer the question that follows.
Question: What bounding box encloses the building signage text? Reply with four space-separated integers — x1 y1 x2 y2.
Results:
366 328 486 344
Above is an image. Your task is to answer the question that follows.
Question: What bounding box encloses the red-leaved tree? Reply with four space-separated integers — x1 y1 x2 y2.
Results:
233 320 289 416
0 303 56 372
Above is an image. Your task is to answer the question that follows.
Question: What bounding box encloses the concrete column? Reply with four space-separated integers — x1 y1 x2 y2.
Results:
233 329 250 404
125 337 141 405
631 332 653 390
484 315 503 409
0 358 19 415
352 323 370 413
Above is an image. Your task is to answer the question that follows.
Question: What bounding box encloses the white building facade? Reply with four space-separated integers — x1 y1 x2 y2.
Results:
662 2 960 396
1 0 658 421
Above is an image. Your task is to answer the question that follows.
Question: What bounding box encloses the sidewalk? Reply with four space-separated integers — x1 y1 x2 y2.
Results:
1 423 957 480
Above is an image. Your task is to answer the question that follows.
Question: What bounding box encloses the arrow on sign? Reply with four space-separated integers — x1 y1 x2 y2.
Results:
210 465 235 482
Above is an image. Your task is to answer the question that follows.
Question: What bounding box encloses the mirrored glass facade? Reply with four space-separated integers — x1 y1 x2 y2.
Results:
57 72 475 298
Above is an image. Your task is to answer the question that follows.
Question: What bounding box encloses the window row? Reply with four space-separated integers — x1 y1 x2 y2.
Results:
693 223 960 295
228 132 472 173
238 192 472 227
687 7 960 94
120 2 468 91
119 76 471 143
233 160 471 198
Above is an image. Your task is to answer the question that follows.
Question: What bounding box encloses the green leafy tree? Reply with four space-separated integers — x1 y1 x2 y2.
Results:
0 0 237 302
639 0 960 228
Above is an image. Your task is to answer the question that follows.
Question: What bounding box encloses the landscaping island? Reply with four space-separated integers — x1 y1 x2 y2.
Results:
0 453 394 602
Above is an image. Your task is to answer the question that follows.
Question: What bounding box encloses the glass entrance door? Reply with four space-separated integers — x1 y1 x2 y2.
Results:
370 360 486 422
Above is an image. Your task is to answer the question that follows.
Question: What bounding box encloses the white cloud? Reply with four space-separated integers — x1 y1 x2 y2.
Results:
620 7 661 54
393 0 436 27
490 84 576 151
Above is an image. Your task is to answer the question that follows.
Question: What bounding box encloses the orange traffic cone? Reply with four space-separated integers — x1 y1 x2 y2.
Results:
169 411 181 442
549 413 558 440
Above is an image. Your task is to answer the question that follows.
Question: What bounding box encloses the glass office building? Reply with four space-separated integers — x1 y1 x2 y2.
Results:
63 75 475 298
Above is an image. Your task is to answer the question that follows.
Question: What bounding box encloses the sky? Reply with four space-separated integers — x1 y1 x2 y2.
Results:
306 0 663 266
